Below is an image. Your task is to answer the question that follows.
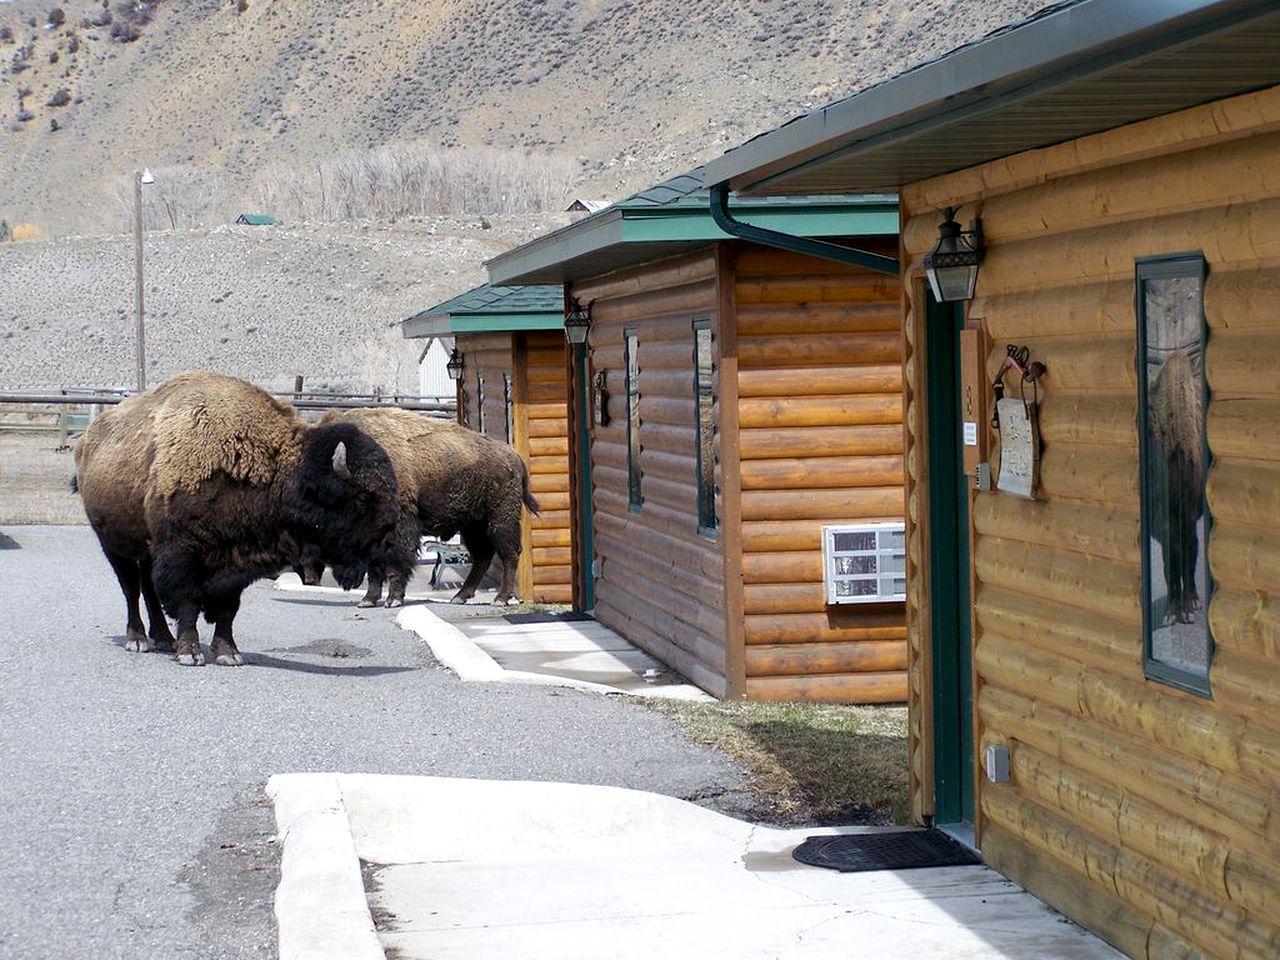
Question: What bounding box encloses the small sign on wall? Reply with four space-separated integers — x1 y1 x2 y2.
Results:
592 369 610 426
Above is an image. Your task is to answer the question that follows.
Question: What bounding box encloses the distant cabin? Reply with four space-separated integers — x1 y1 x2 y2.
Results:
235 214 280 226
565 199 608 215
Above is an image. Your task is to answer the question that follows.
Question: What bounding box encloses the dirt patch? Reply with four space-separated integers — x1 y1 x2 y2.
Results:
0 432 84 524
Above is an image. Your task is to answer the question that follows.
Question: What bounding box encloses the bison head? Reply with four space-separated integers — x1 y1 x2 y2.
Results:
285 422 398 590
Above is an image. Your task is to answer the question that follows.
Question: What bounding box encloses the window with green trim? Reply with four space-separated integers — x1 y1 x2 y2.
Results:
503 373 513 445
693 319 716 537
624 328 641 510
1137 252 1212 697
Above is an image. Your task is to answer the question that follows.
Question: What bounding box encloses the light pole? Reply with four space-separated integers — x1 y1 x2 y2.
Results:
133 167 155 391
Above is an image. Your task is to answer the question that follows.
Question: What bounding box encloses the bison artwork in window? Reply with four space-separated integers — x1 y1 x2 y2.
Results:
1137 254 1211 695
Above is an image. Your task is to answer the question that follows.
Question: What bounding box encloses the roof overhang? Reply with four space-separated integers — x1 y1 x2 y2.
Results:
486 198 898 285
705 0 1280 196
402 311 564 339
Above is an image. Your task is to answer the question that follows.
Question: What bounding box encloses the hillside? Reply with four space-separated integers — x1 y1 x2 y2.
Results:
2 0 1051 237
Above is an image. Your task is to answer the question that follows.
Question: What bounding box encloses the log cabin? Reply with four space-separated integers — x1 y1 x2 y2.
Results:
488 167 907 702
707 0 1280 955
402 283 572 604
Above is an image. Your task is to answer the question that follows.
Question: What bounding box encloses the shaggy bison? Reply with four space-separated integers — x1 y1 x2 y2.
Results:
321 407 539 607
75 371 398 666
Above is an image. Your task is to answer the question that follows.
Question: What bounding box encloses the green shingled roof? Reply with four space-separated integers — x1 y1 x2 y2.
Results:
402 283 563 339
486 165 897 285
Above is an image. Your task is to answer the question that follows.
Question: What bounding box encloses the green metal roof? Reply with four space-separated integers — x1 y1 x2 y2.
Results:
402 283 563 339
486 165 897 285
235 213 280 226
706 0 1280 196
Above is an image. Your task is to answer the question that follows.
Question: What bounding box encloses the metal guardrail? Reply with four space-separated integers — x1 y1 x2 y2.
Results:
0 392 456 413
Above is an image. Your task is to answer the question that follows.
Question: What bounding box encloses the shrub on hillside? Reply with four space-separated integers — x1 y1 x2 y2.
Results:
48 8 67 27
250 143 574 221
47 88 70 107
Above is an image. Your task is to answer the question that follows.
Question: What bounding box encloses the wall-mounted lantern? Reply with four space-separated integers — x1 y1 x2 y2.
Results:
564 296 592 345
446 347 464 380
924 207 983 302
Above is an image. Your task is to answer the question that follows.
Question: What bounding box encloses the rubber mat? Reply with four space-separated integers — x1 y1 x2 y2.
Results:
792 830 981 872
503 611 594 624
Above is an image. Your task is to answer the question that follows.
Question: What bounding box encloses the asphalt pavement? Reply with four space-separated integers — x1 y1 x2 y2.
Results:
0 525 753 960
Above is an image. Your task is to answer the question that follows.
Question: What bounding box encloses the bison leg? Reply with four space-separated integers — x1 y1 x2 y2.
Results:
451 534 493 604
358 571 384 608
207 595 244 666
105 550 150 653
384 571 409 608
140 560 175 653
171 604 205 666
493 553 520 606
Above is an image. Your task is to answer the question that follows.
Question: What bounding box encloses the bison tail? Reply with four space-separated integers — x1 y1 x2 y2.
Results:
521 461 541 517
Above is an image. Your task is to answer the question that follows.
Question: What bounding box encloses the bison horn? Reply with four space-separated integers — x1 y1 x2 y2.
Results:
332 441 351 479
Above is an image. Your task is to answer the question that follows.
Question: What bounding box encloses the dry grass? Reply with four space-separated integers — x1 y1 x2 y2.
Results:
645 699 909 826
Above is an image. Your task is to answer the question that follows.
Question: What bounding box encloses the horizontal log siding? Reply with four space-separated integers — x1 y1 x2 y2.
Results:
734 245 906 702
520 331 571 604
574 249 728 696
456 333 510 438
902 86 1280 956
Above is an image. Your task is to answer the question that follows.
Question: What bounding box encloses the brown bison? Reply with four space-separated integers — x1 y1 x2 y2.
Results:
321 407 539 607
1148 349 1207 624
75 371 398 666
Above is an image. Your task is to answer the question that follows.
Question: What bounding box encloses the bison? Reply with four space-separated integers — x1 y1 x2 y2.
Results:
320 407 539 607
75 371 398 666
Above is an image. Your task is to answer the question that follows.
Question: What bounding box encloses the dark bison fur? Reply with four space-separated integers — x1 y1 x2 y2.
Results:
75 371 398 666
322 408 539 607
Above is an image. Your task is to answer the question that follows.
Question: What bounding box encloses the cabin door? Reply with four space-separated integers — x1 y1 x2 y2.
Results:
925 293 975 828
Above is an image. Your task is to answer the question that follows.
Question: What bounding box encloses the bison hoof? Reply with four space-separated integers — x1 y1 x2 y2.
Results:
450 595 470 605
174 651 205 667
357 598 378 608
386 597 404 609
124 634 151 654
151 636 176 654
215 653 244 667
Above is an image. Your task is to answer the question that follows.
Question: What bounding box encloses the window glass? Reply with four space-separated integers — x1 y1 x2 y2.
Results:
693 320 716 536
625 329 641 509
477 373 486 435
1137 254 1211 695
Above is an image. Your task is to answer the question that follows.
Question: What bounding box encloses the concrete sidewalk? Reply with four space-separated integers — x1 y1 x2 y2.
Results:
268 773 1121 960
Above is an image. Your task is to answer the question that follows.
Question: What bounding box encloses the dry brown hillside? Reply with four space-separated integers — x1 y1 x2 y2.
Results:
3 0 1051 237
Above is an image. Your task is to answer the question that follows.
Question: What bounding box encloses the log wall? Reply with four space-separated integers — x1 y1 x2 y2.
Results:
455 330 570 604
733 244 907 703
573 249 729 697
901 85 1280 957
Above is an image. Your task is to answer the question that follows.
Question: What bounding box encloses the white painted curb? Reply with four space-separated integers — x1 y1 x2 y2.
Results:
266 773 385 960
395 605 710 700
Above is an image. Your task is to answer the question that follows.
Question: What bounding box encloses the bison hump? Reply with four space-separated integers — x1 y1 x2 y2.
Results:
151 379 302 497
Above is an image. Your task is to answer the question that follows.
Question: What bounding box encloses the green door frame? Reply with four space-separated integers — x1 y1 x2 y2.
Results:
926 293 975 826
574 341 595 610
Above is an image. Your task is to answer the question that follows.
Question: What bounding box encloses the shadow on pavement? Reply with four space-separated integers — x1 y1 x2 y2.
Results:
242 652 420 677
0 531 21 549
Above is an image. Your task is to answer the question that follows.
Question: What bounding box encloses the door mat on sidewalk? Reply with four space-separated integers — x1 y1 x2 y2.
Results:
792 830 981 872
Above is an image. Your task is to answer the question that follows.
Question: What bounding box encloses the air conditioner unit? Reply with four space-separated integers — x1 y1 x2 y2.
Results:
822 521 906 604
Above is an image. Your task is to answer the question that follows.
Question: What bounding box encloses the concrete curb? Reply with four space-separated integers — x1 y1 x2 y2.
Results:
266 773 385 960
395 605 711 700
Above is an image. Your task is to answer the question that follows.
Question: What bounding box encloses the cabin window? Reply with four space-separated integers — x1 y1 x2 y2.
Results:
693 319 716 537
503 373 514 445
477 373 486 434
1136 253 1211 697
625 327 642 510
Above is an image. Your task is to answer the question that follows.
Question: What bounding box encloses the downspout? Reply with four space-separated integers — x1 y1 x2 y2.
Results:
709 181 899 276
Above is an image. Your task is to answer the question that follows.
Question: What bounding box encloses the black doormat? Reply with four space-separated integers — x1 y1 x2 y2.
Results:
504 611 593 624
792 830 982 873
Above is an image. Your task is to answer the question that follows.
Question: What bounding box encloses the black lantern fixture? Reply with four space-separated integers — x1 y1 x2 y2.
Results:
446 347 464 381
564 296 591 345
924 207 983 302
